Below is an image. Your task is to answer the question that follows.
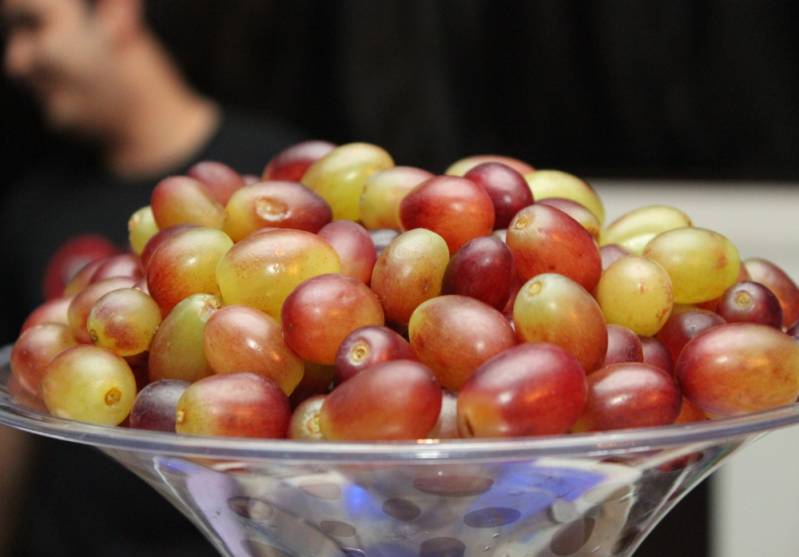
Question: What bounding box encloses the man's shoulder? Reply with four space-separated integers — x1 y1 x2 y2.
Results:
204 109 305 175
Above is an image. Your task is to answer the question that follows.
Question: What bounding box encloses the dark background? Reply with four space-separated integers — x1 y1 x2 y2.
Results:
2 1 799 183
2 1 797 556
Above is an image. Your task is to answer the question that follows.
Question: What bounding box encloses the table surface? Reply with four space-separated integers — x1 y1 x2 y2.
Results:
595 179 799 557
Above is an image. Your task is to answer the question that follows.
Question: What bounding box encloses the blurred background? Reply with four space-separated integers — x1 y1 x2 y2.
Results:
1 1 798 556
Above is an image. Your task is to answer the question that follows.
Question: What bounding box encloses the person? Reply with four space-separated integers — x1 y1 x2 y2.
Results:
0 0 300 554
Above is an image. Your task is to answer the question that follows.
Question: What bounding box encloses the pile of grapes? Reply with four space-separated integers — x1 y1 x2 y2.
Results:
10 141 799 441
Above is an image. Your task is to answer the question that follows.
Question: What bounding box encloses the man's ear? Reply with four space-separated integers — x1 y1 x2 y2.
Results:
94 0 144 45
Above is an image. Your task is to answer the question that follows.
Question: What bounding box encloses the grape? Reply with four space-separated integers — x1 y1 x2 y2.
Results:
573 363 680 432
187 160 244 205
370 229 449 324
8 372 47 412
717 281 783 328
640 336 673 376
463 162 534 229
139 224 196 270
150 175 225 229
595 255 673 336
203 305 304 395
262 140 336 182
223 181 332 241
789 321 799 340
600 244 630 271
442 235 514 310
507 204 601 292
525 170 605 224
319 360 441 441
288 395 325 440
369 228 399 253
87 288 162 356
604 325 643 365
697 265 750 312
21 296 71 332
400 175 495 253
63 259 105 297
90 253 143 283
302 142 394 221
409 295 516 391
429 392 459 439
146 227 232 312
676 323 799 417
11 323 77 396
42 345 137 426
656 309 725 362
513 274 607 373
359 166 433 230
743 258 799 328
601 205 691 255
317 221 377 284
537 198 600 239
128 206 159 255
445 154 534 177
335 325 415 383
643 227 741 304
129 380 189 431
675 397 707 424
67 277 137 343
216 228 340 320
282 274 385 365
148 293 221 382
175 373 290 438
457 343 587 437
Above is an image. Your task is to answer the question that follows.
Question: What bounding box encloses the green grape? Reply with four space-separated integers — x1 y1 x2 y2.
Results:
42 345 137 425
149 293 221 382
525 170 605 224
644 227 740 304
302 142 394 221
596 255 674 336
128 206 159 255
601 205 691 255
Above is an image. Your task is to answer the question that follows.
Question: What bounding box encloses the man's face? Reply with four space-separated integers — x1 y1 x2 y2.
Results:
3 0 113 133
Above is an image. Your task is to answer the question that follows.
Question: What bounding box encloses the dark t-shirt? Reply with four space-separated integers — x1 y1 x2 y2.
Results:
1 110 301 557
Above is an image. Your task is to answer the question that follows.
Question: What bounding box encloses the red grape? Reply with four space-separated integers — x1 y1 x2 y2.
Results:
21 296 71 332
717 281 783 328
409 295 516 391
360 166 432 230
67 277 137 343
139 225 197 270
640 336 673 376
574 363 680 432
507 204 601 292
604 325 643 365
656 309 726 362
335 325 415 384
442 235 514 310
400 175 495 253
89 253 143 283
187 160 244 205
320 360 442 440
445 154 535 177
176 373 290 438
129 380 190 431
151 176 224 229
537 198 600 239
318 220 377 284
463 162 533 229
600 244 630 271
743 258 799 328
282 274 385 365
457 343 587 437
262 140 336 182
11 323 77 396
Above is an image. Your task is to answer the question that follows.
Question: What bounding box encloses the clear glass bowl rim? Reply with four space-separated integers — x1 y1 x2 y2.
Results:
3 345 799 462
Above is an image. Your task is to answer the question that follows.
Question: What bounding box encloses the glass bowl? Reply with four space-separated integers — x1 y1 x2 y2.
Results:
2 345 799 557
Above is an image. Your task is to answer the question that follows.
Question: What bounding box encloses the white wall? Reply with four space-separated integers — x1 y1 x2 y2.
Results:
594 180 799 557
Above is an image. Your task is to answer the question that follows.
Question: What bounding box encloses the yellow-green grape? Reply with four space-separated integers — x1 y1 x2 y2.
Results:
644 227 741 304
371 229 449 324
302 142 394 221
87 288 162 357
128 206 159 255
216 228 340 319
513 273 607 373
524 170 605 224
148 293 222 382
359 166 432 230
600 205 691 255
596 256 674 336
42 345 137 425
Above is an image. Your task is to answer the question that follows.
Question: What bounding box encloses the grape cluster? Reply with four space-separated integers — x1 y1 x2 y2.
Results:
10 141 799 441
